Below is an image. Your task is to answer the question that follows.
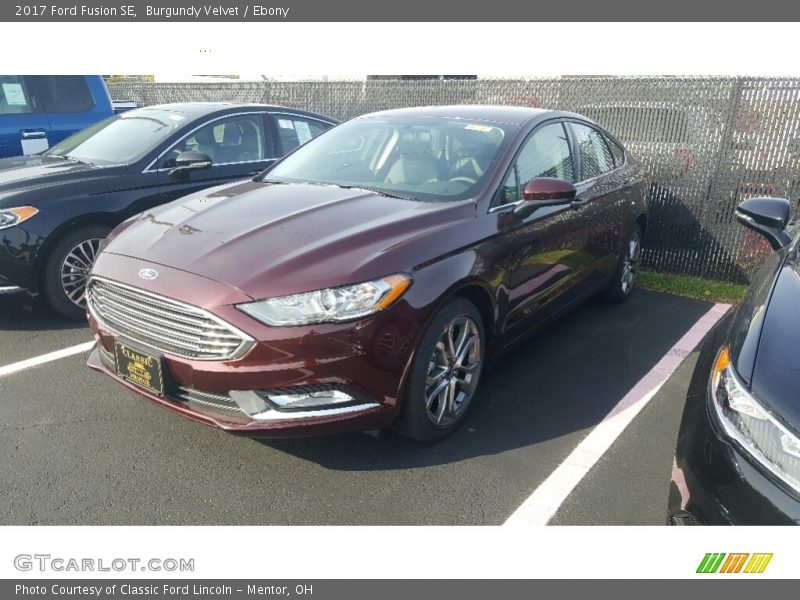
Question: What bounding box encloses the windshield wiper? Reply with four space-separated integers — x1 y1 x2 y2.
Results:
257 178 412 200
334 184 412 200
49 154 93 166
64 155 94 166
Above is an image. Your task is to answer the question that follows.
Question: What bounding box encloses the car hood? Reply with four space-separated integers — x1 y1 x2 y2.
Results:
750 247 800 433
0 154 110 199
102 180 476 300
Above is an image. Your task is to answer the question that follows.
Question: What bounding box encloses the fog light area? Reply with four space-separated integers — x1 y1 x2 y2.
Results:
268 390 354 409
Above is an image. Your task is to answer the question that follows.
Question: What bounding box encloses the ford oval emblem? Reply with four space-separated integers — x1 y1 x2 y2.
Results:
138 268 159 281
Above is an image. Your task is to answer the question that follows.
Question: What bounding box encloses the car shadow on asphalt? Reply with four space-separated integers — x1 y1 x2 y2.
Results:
0 294 87 332
254 289 715 469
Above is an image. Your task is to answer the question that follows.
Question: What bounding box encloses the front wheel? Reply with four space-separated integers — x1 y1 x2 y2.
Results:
600 223 642 303
397 297 485 442
42 224 111 320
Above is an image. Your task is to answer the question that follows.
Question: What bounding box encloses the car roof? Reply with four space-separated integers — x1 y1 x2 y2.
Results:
358 105 586 127
134 102 337 120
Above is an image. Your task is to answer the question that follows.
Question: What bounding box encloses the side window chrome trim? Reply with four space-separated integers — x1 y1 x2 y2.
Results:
144 157 278 174
488 199 524 213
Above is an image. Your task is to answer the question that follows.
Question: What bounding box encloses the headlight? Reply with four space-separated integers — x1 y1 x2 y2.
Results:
710 346 800 494
0 206 39 230
237 273 412 326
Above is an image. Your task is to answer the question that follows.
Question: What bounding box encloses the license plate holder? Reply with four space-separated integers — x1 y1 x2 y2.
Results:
114 340 165 396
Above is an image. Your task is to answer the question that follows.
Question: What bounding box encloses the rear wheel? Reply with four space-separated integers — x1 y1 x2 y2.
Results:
42 224 110 319
601 223 642 303
397 298 485 442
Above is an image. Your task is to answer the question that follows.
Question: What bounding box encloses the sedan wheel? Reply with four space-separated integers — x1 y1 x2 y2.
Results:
398 298 485 441
601 223 642 303
425 316 482 427
42 224 111 320
620 233 641 295
60 238 102 307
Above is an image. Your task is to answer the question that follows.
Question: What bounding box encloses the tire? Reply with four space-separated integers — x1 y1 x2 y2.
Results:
600 223 642 303
42 224 111 320
397 297 485 442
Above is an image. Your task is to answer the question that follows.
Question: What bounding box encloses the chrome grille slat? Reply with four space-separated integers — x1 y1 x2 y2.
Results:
94 283 217 328
88 277 252 360
179 396 243 413
92 299 226 352
92 299 241 350
97 297 241 345
93 291 215 335
176 387 236 404
95 281 236 334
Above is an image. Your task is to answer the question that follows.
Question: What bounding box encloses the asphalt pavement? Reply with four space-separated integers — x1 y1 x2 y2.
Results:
0 289 715 525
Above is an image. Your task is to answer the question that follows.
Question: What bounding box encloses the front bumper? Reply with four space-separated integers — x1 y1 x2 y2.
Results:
0 224 45 293
668 358 800 524
87 344 399 436
86 256 423 436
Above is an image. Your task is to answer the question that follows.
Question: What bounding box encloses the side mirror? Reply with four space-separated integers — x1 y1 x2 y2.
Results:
513 177 576 219
169 151 212 178
735 197 792 251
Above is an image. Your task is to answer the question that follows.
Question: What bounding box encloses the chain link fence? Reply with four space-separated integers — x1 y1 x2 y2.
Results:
108 77 800 283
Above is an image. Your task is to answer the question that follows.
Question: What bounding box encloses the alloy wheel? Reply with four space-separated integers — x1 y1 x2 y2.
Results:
60 238 102 307
424 315 482 427
620 232 641 294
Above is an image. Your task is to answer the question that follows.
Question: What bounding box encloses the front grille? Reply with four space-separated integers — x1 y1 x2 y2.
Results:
88 277 252 360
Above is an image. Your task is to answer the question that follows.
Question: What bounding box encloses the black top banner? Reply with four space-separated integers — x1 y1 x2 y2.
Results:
2 0 799 21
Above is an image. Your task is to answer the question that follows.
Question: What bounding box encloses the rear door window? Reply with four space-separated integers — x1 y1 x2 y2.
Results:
605 135 625 167
31 76 95 113
272 115 330 154
0 76 39 115
571 122 615 181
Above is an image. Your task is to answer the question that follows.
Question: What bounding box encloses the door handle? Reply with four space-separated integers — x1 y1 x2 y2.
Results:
21 129 46 140
570 197 590 210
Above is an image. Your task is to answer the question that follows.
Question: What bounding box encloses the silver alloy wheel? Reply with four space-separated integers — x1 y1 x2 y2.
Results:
60 238 102 307
425 315 482 427
620 232 641 294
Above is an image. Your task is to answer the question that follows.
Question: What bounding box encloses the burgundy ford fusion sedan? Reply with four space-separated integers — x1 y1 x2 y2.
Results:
85 106 648 441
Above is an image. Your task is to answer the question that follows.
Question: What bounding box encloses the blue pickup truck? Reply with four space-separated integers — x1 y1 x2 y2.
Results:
0 75 114 159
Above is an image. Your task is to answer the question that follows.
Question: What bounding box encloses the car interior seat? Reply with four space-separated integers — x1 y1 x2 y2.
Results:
384 133 441 186
238 121 262 161
193 127 218 163
450 141 496 181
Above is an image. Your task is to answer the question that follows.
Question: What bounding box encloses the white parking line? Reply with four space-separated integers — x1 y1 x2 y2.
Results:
0 341 95 378
504 302 730 526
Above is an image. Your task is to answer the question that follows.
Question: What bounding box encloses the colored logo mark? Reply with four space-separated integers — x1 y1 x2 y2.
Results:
697 553 772 574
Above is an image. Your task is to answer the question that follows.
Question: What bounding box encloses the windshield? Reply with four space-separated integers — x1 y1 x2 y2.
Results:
45 109 191 166
262 116 513 201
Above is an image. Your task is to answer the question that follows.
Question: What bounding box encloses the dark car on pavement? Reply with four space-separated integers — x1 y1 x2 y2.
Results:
669 196 800 524
0 102 337 317
85 105 648 441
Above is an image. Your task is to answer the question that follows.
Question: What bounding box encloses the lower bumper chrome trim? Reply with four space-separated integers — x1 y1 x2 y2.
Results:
229 389 380 421
0 285 23 295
